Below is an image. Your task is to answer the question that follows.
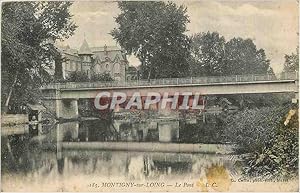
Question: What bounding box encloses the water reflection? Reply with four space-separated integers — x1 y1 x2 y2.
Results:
56 117 225 143
59 120 180 143
1 118 237 191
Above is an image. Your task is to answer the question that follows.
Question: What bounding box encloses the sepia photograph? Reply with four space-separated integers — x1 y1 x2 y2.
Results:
1 0 299 192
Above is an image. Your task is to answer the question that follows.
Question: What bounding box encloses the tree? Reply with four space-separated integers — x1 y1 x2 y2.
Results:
1 2 77 113
190 32 273 76
283 47 299 72
189 32 226 76
224 38 273 75
111 1 190 79
189 32 282 108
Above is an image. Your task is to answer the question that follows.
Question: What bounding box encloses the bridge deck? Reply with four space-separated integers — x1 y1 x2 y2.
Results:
41 72 298 90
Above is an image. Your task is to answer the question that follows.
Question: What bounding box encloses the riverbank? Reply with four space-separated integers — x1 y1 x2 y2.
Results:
1 114 28 125
62 141 235 154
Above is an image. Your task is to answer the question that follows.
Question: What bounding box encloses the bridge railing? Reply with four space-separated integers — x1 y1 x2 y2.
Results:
41 71 298 90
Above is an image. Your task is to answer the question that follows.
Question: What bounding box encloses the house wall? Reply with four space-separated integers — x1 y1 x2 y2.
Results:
60 47 129 82
92 60 126 81
62 53 82 79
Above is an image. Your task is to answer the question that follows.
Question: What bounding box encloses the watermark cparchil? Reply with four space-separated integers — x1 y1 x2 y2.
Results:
94 91 205 110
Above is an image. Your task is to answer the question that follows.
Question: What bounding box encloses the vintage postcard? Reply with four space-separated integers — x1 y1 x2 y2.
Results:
1 0 299 192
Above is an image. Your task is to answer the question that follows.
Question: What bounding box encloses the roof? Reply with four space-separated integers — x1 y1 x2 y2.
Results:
78 39 93 55
56 45 79 57
92 45 127 62
93 50 123 62
56 42 128 62
64 48 79 56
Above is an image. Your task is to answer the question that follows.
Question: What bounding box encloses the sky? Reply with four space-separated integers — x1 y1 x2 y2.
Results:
60 0 299 74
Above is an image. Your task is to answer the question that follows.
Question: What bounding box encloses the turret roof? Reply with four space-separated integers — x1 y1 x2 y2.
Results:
78 39 93 55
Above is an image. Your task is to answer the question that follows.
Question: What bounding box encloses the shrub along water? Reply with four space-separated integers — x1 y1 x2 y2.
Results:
224 105 298 179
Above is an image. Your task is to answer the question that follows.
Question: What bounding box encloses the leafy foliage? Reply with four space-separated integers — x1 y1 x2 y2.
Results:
66 71 114 82
111 1 190 79
190 32 226 76
220 93 293 109
91 73 114 82
283 47 299 73
224 107 285 153
224 37 273 75
179 115 226 144
1 2 77 110
243 109 298 179
190 32 273 76
66 71 89 82
189 32 285 109
224 106 298 179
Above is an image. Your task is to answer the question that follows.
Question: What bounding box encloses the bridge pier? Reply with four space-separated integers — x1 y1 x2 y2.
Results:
58 99 79 120
158 121 179 142
43 98 79 120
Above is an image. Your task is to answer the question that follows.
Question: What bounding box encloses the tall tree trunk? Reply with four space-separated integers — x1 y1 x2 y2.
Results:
54 56 64 81
147 67 152 82
3 72 18 114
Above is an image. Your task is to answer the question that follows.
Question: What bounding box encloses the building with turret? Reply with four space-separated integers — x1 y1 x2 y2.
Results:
58 39 129 81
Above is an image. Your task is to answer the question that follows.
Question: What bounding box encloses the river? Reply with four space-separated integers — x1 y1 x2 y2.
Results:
2 118 296 191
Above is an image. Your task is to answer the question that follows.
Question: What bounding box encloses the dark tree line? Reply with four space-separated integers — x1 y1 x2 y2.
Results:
111 1 298 109
111 2 276 80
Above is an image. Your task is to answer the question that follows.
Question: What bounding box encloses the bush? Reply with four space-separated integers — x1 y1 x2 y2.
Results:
91 72 114 82
66 71 89 82
224 106 298 179
66 71 114 82
224 107 287 153
243 109 298 179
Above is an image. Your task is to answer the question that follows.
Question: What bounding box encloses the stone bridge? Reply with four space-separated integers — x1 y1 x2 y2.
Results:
41 72 298 119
